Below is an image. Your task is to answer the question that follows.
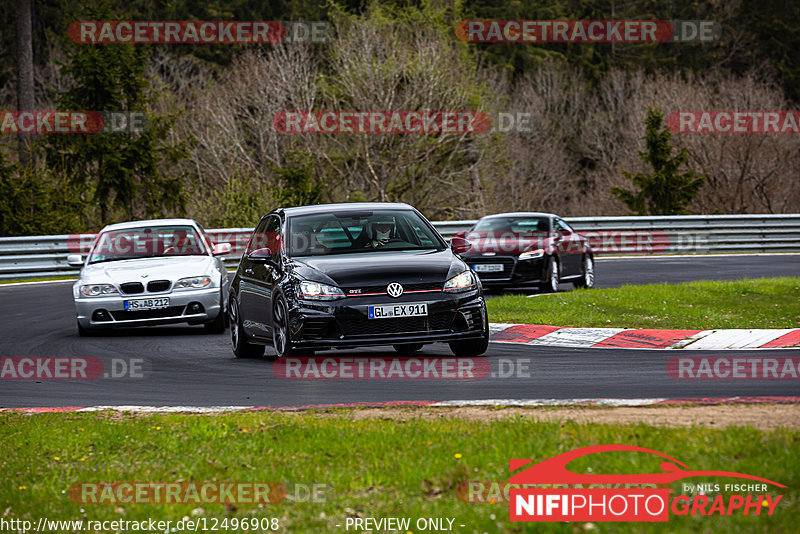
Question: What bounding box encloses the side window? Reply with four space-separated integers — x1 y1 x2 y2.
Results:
264 216 282 260
556 219 573 233
195 222 213 251
247 217 270 254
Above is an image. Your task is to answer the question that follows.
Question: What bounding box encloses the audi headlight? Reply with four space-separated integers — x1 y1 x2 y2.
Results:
444 270 476 292
298 280 345 300
174 275 212 289
519 248 545 260
80 284 118 297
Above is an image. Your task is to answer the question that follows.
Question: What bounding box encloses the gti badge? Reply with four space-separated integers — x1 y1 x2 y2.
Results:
386 282 404 298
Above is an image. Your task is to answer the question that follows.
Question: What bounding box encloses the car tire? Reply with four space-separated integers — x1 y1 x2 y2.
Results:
542 256 560 293
77 320 94 337
573 255 595 289
449 307 489 357
204 310 226 334
393 343 424 353
230 298 264 359
272 296 314 358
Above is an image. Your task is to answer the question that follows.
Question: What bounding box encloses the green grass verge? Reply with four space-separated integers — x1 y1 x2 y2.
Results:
487 277 800 329
1 411 797 532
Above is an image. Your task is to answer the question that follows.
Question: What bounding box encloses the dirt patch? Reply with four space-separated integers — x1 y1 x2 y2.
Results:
297 404 800 431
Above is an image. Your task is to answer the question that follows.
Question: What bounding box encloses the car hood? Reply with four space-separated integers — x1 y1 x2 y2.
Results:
80 256 216 284
289 249 463 287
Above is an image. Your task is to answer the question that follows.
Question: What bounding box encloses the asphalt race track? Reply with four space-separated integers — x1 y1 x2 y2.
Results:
1 255 797 408
593 254 799 288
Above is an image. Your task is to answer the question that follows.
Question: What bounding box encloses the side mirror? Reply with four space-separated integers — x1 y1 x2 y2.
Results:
450 236 472 254
212 242 232 256
249 247 273 263
67 254 84 267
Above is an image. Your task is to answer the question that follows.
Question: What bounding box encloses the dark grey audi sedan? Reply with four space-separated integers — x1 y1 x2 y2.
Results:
228 203 489 358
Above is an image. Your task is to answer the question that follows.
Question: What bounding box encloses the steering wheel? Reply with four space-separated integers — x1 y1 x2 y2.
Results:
375 237 412 249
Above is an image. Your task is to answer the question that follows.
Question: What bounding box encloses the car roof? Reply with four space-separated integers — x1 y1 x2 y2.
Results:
479 212 556 219
100 218 200 232
280 202 415 217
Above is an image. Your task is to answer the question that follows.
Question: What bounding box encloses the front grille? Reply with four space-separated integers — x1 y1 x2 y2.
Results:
120 282 144 294
147 280 171 292
301 318 329 338
461 307 483 329
340 313 453 337
467 256 516 279
344 282 443 295
110 306 184 321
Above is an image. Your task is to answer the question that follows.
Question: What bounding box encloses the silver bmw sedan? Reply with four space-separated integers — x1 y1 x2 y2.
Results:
69 219 231 336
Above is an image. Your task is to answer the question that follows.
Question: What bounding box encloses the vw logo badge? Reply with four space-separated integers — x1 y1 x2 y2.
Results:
387 282 404 298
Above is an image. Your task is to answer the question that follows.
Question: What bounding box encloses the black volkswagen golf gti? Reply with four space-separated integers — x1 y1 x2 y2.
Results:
228 203 489 358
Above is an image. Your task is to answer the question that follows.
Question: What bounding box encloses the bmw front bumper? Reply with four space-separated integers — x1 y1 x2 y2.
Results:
75 287 222 329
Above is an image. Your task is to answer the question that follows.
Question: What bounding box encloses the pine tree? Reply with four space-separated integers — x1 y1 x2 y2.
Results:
42 1 188 225
612 107 706 215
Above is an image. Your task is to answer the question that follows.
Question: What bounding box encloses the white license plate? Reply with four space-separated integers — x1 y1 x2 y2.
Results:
368 303 428 319
473 263 504 272
124 297 170 311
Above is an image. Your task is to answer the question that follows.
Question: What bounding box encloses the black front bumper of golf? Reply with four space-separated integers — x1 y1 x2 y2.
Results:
287 291 487 349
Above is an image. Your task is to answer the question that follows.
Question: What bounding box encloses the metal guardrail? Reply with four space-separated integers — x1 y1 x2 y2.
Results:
1 215 799 280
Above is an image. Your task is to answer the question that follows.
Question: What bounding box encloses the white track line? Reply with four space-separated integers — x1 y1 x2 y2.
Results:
528 328 625 347
0 279 76 287
680 329 797 350
429 398 667 407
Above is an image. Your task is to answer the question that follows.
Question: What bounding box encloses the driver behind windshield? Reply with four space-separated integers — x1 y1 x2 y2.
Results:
164 229 202 255
354 215 397 249
163 229 187 254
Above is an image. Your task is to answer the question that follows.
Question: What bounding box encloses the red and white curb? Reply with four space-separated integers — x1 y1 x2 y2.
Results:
489 323 800 350
2 397 800 413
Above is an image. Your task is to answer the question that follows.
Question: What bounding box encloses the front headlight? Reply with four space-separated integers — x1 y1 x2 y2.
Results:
519 248 545 260
444 270 477 292
297 280 345 300
80 284 118 297
174 275 212 289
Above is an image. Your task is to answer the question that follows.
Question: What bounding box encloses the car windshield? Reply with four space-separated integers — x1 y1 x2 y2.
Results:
472 216 550 233
287 210 444 257
88 225 208 264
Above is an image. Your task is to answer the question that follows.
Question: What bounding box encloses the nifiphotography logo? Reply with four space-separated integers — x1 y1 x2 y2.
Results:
509 445 785 522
